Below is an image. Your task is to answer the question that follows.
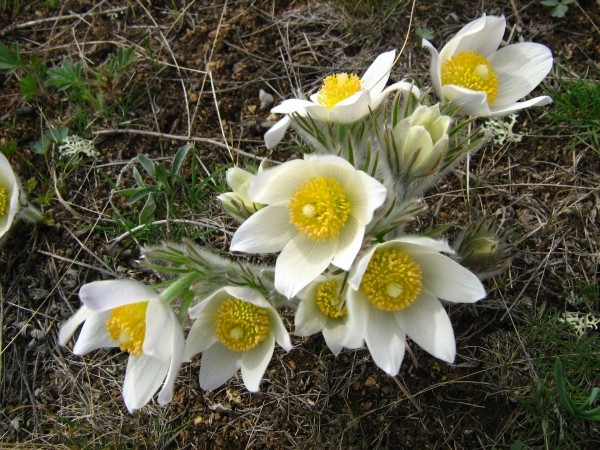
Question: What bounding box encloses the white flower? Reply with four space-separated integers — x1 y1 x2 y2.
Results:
422 15 553 117
294 273 362 356
346 236 486 376
265 50 419 148
0 152 20 239
59 279 184 413
230 154 387 299
185 286 292 392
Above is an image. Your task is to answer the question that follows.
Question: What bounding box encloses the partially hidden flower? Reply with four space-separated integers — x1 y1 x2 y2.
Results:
217 165 266 221
392 104 451 178
185 286 292 392
0 152 20 239
230 154 387 299
423 14 553 117
59 279 185 413
294 273 362 356
346 236 486 376
265 50 419 148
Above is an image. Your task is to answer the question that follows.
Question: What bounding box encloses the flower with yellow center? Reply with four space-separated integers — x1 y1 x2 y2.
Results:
346 236 486 376
294 274 362 356
423 14 553 117
185 286 292 392
0 152 20 239
230 155 387 299
264 50 421 148
59 279 185 413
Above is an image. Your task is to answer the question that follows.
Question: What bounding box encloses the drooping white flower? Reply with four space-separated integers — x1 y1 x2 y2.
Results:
0 152 20 239
294 273 362 356
346 236 486 376
422 15 553 117
217 165 266 221
265 50 419 148
185 286 292 392
59 279 185 413
230 154 387 299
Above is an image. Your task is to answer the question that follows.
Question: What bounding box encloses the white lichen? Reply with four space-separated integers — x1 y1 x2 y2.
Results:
58 135 100 159
559 311 600 337
482 114 522 145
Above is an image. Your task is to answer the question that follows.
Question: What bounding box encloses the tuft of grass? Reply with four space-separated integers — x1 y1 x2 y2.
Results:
543 69 600 155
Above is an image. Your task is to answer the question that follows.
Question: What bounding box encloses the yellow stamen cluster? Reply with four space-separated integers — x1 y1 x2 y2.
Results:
316 73 362 109
106 301 149 356
315 280 347 319
289 176 351 241
214 298 270 352
360 249 423 311
0 186 7 217
441 51 499 104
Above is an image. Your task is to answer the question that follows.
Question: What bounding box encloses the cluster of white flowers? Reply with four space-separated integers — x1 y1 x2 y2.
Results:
59 15 554 413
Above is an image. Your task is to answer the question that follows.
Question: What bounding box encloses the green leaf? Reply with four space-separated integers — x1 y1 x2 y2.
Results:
540 0 559 6
132 166 146 187
139 194 156 224
172 143 193 176
19 74 38 99
552 3 569 17
47 60 85 91
138 153 156 177
126 187 156 205
0 42 20 73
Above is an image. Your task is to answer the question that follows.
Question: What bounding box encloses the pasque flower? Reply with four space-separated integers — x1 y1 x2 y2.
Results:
0 152 20 239
217 165 266 221
346 236 486 376
265 50 419 148
422 14 553 117
294 273 362 355
230 154 387 298
59 279 185 413
185 286 292 392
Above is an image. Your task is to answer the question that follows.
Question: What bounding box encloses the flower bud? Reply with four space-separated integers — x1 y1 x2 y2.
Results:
454 222 510 279
218 166 265 221
392 104 450 178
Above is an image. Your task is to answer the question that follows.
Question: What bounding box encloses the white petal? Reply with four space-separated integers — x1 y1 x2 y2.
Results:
240 334 275 391
199 344 241 391
344 289 368 349
143 301 173 361
157 315 185 406
489 95 553 116
490 43 553 107
185 312 218 360
271 98 315 114
79 279 159 312
0 153 19 237
328 91 371 123
412 252 486 303
265 116 292 149
374 81 421 109
267 307 292 352
396 294 456 363
59 306 95 346
387 236 454 254
322 320 350 356
230 205 296 253
72 310 116 355
346 170 387 224
294 292 328 336
440 15 505 62
348 246 378 291
225 167 253 191
361 50 395 95
248 159 313 204
442 84 492 116
422 40 443 97
123 354 169 413
330 219 362 270
364 306 406 376
274 233 336 298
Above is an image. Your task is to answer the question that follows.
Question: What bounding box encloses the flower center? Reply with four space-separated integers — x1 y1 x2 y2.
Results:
214 298 270 352
0 186 7 217
105 301 148 356
316 73 362 109
360 249 423 311
289 176 351 241
441 51 499 104
315 279 347 319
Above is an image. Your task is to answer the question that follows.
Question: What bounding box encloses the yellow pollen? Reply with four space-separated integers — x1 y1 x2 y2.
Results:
316 73 362 109
289 176 351 241
441 51 499 104
0 186 7 217
105 302 148 356
360 249 423 311
214 298 270 352
315 280 347 319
